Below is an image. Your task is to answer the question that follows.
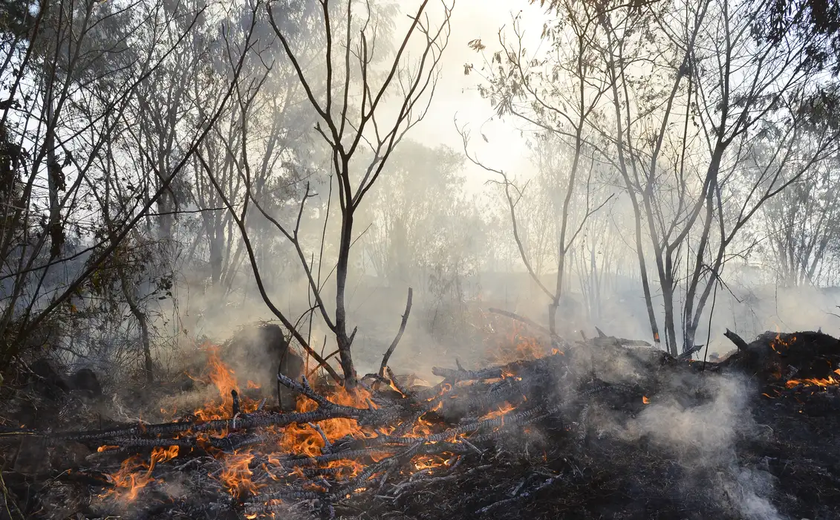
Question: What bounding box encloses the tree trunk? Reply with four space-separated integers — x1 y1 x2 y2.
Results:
210 222 224 286
335 205 357 387
118 269 154 383
44 77 62 258
662 280 678 356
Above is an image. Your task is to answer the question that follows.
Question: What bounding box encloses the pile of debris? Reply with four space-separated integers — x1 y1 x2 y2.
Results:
2 327 840 520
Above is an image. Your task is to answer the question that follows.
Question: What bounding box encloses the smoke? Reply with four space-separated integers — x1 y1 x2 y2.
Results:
617 372 781 520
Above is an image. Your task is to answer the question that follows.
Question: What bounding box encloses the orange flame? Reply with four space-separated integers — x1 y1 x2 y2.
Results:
409 454 455 474
219 451 262 496
786 368 840 388
487 323 548 364
479 402 516 425
191 346 260 422
103 446 179 501
279 386 374 466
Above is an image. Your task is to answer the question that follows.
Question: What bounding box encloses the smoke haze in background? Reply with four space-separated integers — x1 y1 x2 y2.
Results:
151 0 840 384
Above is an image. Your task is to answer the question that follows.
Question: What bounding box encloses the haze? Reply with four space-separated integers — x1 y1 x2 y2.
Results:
1 0 838 384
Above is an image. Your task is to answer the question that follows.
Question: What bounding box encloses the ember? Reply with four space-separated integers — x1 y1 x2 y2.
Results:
4 329 840 519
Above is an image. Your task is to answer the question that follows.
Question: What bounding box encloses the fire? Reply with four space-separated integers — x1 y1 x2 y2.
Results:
103 446 180 501
786 369 840 388
105 456 154 501
154 445 180 463
219 451 261 496
406 413 436 437
103 345 426 504
410 454 449 472
642 396 650 404
770 332 797 353
191 346 260 422
479 402 516 425
279 386 374 461
487 323 548 364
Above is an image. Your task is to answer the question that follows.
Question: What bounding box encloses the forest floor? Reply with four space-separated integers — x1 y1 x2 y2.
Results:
1 328 839 520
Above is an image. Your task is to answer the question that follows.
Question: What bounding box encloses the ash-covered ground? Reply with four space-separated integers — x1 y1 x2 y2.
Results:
1 330 839 520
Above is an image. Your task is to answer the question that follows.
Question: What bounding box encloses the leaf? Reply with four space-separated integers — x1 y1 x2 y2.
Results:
468 39 486 52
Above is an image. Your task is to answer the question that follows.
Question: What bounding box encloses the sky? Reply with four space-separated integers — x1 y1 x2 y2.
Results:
409 0 548 194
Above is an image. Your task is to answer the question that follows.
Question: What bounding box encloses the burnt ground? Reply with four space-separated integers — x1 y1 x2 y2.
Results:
1 330 840 520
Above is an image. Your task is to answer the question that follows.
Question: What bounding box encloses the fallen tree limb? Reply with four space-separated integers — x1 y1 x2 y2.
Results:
488 308 554 339
6 375 395 443
724 329 750 352
431 366 504 381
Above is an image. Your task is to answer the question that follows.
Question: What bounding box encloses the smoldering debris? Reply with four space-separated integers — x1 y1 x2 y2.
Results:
1 329 840 519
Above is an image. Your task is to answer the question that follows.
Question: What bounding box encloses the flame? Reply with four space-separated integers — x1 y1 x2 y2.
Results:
191 346 260 422
410 454 453 473
103 446 179 501
479 402 516 426
105 456 154 501
642 396 650 404
487 323 548 364
279 386 373 460
219 451 261 496
154 445 180 463
786 369 840 388
102 344 463 503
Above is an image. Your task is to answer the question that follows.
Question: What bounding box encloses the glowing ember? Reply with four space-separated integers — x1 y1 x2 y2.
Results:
479 402 516 425
786 369 840 388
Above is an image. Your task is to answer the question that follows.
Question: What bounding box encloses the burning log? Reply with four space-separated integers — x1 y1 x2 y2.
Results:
5 327 840 520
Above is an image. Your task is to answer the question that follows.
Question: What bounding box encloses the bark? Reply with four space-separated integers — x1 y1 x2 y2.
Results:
44 77 62 258
119 268 154 383
335 203 357 387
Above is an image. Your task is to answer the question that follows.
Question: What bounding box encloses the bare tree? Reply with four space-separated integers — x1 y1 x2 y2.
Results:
460 4 613 337
203 0 453 387
597 0 840 354
760 117 840 288
0 0 260 366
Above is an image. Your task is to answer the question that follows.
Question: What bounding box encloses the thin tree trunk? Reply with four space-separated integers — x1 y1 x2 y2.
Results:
119 270 154 383
335 205 357 387
44 76 62 258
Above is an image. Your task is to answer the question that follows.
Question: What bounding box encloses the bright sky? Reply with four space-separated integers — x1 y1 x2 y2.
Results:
409 0 548 194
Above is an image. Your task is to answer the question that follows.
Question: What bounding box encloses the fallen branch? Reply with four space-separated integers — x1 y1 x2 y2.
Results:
488 308 554 339
724 329 750 352
7 375 396 443
432 366 504 381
